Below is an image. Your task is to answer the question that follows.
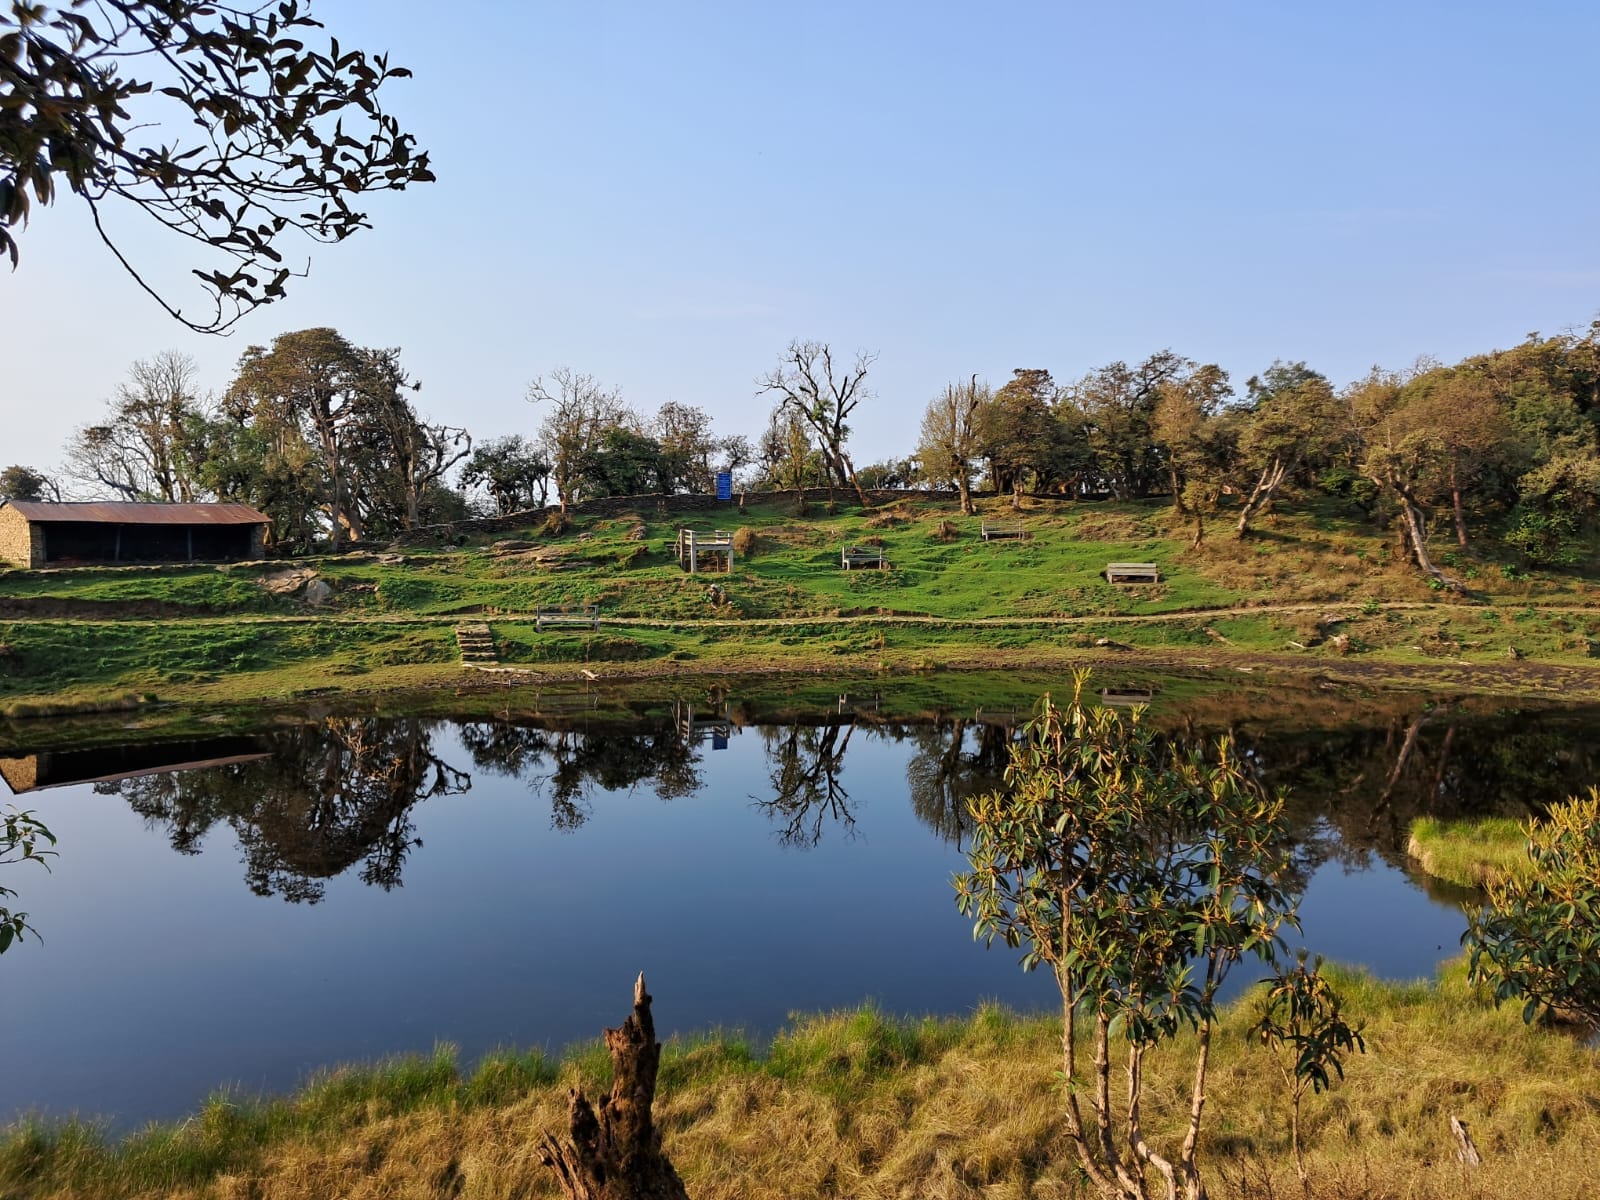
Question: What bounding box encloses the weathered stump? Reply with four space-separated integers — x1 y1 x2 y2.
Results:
538 973 690 1200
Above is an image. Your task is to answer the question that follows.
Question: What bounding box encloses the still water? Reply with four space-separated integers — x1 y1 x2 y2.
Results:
3 686 1590 1129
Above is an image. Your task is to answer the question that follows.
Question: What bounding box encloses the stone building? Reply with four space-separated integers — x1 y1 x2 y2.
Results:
0 501 270 569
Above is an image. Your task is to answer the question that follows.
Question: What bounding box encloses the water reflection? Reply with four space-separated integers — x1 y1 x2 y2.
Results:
112 720 469 902
22 697 1600 902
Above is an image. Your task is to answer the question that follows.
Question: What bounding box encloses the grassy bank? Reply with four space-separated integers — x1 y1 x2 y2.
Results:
1407 817 1533 889
5 493 1600 713
2 963 1596 1199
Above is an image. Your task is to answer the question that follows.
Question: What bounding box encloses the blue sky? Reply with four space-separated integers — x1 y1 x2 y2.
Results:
6 1 1598 476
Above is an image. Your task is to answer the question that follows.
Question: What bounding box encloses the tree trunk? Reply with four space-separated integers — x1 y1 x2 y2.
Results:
1234 458 1287 539
957 474 973 516
538 974 691 1200
1168 463 1187 514
1450 461 1469 549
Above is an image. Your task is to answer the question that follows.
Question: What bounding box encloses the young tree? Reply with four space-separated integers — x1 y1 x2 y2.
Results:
1152 366 1234 544
917 375 988 514
1231 362 1341 539
757 340 874 507
2 1 433 332
64 350 207 501
1465 791 1600 1028
527 368 632 510
954 676 1297 1200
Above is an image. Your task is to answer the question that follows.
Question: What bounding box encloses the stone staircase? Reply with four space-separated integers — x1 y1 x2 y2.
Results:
454 622 498 665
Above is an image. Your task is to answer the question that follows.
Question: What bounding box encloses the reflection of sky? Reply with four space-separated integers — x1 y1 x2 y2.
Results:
2 723 1464 1130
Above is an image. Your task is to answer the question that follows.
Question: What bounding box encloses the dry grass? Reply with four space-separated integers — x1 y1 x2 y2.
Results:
7 968 1600 1200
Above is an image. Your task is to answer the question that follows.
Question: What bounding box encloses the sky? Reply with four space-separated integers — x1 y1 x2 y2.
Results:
5 1 1599 479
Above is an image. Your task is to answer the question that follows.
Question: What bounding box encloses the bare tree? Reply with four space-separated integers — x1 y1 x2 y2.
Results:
527 368 632 511
917 375 988 514
64 350 205 500
757 340 875 507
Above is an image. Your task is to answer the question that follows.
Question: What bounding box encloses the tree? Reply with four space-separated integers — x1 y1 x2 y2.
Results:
1393 368 1512 550
0 464 57 502
63 350 207 501
346 347 470 532
2 1 433 332
980 368 1063 508
528 368 631 510
1465 790 1600 1029
954 676 1297 1200
460 435 550 514
228 327 365 548
579 426 666 498
757 340 874 507
1067 352 1194 500
652 401 718 494
918 375 987 514
0 807 55 952
1152 366 1233 545
1231 363 1341 539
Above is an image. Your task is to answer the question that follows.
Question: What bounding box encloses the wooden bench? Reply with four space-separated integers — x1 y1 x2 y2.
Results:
535 604 600 631
675 528 735 573
981 518 1028 541
841 545 886 570
1105 562 1160 584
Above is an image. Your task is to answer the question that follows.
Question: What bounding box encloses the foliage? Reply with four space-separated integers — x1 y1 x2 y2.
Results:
0 806 55 952
460 435 550 515
954 674 1298 1200
1465 790 1600 1027
1 0 432 331
1251 950 1365 1188
0 464 56 502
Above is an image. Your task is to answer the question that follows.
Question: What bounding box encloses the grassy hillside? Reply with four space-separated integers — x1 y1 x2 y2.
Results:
4 492 1600 713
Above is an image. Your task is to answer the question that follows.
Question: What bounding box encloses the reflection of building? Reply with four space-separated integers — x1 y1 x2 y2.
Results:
0 737 270 795
0 501 269 568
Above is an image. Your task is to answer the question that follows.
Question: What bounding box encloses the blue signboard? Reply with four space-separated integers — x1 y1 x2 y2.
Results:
716 471 733 501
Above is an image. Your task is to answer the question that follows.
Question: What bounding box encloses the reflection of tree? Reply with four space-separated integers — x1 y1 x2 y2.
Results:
112 719 468 903
903 719 1012 846
755 721 857 848
456 720 702 830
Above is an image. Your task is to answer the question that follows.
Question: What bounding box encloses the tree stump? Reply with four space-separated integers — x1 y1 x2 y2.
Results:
538 973 690 1200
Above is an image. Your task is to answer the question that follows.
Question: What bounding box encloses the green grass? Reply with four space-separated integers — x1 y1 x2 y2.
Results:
1407 816 1533 889
6 494 1600 712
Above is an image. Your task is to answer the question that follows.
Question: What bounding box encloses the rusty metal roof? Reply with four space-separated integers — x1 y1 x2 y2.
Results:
1 501 269 526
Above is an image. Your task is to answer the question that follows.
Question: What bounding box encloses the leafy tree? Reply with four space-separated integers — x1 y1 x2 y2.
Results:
578 426 666 498
1465 790 1600 1027
527 368 632 510
1392 367 1513 550
227 327 367 548
652 401 718 494
1152 366 1234 545
460 435 550 514
757 339 874 507
1232 362 1342 539
1251 952 1366 1191
0 464 57 502
1505 451 1600 566
979 368 1065 508
63 350 207 501
954 676 1297 1200
0 807 55 952
188 407 323 551
2 0 433 332
1067 351 1195 500
917 375 988 514
346 346 470 532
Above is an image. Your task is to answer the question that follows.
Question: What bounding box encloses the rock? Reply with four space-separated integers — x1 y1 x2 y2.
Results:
706 584 726 606
258 566 319 596
491 539 536 554
626 524 648 541
376 552 407 565
1331 633 1351 655
1506 645 1523 661
302 579 335 608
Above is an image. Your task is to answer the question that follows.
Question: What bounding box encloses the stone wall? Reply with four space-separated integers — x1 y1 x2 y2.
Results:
0 506 39 568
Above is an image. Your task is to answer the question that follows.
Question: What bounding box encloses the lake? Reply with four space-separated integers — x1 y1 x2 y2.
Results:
3 672 1595 1130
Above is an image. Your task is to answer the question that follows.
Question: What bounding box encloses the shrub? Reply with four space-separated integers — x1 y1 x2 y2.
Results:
731 527 758 556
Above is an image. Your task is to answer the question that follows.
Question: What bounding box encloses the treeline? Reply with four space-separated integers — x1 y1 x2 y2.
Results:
3 324 1599 575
